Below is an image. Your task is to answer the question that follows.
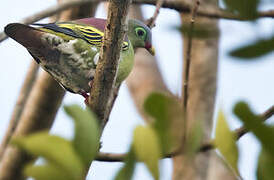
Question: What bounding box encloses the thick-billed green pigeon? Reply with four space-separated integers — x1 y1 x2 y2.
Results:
4 18 154 101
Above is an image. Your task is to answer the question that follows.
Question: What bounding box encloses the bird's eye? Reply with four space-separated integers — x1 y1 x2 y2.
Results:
135 27 146 38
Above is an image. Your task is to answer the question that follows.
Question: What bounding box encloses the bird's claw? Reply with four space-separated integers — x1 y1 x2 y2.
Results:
80 91 89 105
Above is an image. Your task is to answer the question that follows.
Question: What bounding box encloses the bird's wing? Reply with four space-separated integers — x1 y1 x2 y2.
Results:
32 22 104 47
33 18 129 50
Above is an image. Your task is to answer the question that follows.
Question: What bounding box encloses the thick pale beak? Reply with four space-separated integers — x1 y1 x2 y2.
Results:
145 43 155 56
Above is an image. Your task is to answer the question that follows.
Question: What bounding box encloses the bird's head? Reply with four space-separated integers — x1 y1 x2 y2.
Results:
128 19 155 56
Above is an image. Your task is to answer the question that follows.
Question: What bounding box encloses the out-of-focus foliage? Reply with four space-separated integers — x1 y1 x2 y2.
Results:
177 24 219 39
221 0 274 60
234 102 274 180
13 132 84 180
144 92 181 154
214 110 240 176
257 148 274 180
24 163 75 180
64 105 100 166
114 150 136 180
223 0 259 19
12 105 100 180
234 102 274 153
132 125 161 180
115 92 181 180
230 36 274 59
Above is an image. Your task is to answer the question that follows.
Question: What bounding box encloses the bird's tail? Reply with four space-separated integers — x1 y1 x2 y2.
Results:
4 23 45 49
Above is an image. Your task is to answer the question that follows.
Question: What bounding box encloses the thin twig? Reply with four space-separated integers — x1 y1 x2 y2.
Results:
182 0 200 144
0 0 98 43
0 62 39 161
198 105 274 152
146 0 164 28
1 0 274 43
94 104 274 162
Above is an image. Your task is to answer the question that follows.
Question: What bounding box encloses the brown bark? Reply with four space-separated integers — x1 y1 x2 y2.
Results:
172 0 220 179
1 0 273 43
89 0 131 128
0 1 97 179
0 62 39 160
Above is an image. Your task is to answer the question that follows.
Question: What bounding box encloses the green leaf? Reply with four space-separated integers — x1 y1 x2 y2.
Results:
114 149 136 180
230 37 274 59
12 132 84 179
132 125 161 180
24 163 73 180
144 92 182 154
64 105 100 166
177 24 219 39
233 102 274 153
257 148 274 180
214 110 239 176
223 0 259 19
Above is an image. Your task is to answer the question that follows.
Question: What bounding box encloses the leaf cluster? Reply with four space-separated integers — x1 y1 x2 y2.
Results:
12 105 100 180
234 102 274 180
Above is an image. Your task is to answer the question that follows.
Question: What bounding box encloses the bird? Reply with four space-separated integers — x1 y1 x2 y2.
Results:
4 18 155 102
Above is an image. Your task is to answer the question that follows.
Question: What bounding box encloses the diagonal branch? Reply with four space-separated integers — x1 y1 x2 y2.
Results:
199 104 274 152
146 0 164 28
0 62 39 161
93 104 274 162
1 0 274 43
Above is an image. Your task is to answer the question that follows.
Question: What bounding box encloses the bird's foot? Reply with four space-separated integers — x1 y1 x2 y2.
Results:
80 91 89 105
80 78 94 105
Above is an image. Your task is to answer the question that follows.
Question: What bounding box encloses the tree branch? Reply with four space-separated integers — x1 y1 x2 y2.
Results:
88 0 131 128
199 104 274 152
146 0 164 28
93 104 274 162
0 62 39 161
1 0 274 43
182 0 200 146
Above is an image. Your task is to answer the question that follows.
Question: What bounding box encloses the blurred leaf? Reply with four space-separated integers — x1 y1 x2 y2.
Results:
177 24 219 39
230 37 274 59
186 121 203 158
144 92 181 154
132 125 161 180
24 163 73 180
12 132 84 179
223 0 259 19
64 105 100 166
257 148 274 180
233 102 274 153
114 149 136 180
214 110 239 176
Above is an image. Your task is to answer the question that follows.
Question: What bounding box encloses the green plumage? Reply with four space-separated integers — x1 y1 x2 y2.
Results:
4 18 154 99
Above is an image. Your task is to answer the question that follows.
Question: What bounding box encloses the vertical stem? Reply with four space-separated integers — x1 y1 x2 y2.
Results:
173 0 219 179
182 0 200 149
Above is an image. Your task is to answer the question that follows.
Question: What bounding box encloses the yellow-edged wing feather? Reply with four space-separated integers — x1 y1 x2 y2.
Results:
37 22 129 50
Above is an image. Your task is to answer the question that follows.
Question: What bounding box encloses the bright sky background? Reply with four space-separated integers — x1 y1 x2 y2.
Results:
0 1 274 180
